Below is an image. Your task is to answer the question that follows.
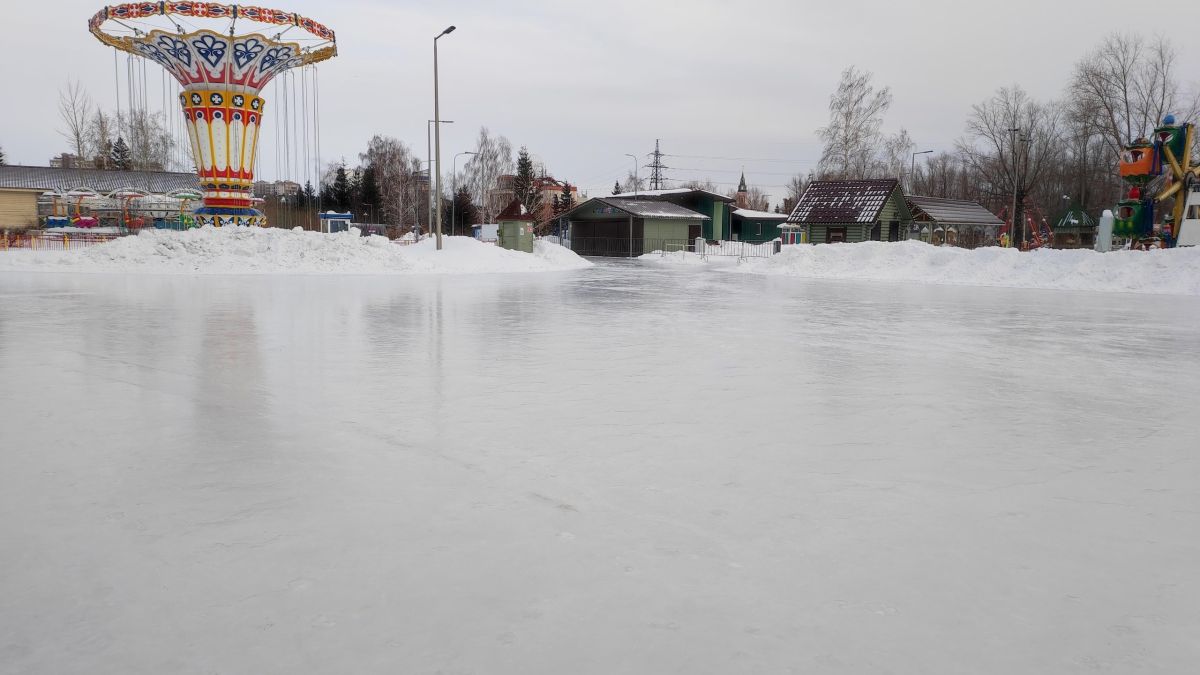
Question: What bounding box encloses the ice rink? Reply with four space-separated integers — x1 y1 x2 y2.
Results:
2 261 1199 673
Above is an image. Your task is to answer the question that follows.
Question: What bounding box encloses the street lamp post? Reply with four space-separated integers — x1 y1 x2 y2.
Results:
453 151 477 236
624 153 638 256
426 119 454 240
909 149 932 195
433 25 457 251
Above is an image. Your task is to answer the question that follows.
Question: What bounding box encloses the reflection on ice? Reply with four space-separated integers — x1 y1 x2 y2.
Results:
2 265 1199 673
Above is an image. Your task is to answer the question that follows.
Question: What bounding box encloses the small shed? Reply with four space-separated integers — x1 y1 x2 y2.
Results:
1052 207 1097 249
782 179 912 244
496 199 535 253
731 208 788 242
907 196 1004 248
318 211 353 233
609 188 733 240
559 196 709 257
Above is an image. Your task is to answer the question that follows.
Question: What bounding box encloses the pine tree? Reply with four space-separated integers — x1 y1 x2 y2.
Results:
0 145 6 166
359 166 381 222
612 180 621 195
111 137 132 170
558 181 575 213
302 180 317 209
453 186 477 235
513 147 535 205
332 165 351 213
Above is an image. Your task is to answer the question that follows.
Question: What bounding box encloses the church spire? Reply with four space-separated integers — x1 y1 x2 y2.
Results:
737 171 747 193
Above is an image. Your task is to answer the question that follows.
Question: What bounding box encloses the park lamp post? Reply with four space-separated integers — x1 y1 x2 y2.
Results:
426 119 454 238
624 153 638 198
453 151 477 236
433 25 456 250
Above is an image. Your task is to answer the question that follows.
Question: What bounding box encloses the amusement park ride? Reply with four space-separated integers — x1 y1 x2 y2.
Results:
88 3 337 228
1115 115 1200 248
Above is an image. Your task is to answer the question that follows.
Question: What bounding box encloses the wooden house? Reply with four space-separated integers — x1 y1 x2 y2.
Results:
781 179 912 244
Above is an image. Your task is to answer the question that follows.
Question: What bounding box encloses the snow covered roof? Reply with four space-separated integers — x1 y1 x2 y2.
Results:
907 196 1003 227
0 164 200 195
559 197 709 221
610 188 734 203
732 207 787 220
785 179 902 225
497 199 533 221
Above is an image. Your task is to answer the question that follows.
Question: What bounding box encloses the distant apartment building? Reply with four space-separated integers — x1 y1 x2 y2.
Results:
252 180 302 197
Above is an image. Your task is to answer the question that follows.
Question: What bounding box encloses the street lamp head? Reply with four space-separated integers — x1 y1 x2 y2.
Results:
438 25 456 37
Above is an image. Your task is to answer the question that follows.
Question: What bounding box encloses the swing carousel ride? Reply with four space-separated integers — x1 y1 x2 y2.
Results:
88 3 337 227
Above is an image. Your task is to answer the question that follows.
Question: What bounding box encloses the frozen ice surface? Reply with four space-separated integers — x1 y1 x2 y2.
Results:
2 261 1199 674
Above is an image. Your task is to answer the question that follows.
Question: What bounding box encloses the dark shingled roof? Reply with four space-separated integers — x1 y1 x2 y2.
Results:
0 165 200 194
907 196 1003 227
785 179 900 224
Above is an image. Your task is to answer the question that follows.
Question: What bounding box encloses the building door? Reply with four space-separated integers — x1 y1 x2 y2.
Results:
870 222 882 241
888 221 900 241
826 227 846 243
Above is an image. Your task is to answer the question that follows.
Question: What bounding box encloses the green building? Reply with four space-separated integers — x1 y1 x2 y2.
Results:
559 196 709 257
731 207 788 242
608 188 734 240
781 179 913 244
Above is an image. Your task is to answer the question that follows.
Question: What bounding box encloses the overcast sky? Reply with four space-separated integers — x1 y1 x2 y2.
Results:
5 0 1200 207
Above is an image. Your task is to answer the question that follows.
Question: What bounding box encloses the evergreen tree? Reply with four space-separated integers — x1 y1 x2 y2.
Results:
302 180 317 209
513 147 536 205
111 136 132 170
331 165 351 213
558 181 575 214
612 180 621 195
452 186 477 235
0 145 6 166
319 182 334 211
359 166 382 222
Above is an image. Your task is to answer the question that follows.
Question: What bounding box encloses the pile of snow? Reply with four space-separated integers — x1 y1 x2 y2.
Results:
0 227 592 275
737 240 1200 295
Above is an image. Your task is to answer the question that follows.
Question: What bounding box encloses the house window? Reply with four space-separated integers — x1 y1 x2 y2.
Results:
827 227 847 243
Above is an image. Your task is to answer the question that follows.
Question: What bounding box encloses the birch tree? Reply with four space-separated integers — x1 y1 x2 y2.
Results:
58 80 93 162
817 66 892 179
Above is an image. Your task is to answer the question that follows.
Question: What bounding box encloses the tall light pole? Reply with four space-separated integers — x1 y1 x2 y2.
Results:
453 150 477 236
909 149 932 194
433 25 456 251
1008 127 1022 248
426 119 454 240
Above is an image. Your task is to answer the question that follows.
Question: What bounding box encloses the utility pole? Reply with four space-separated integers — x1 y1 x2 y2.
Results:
1008 127 1021 248
646 139 668 191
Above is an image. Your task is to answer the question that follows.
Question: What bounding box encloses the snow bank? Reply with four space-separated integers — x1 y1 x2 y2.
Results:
737 240 1200 295
0 227 592 275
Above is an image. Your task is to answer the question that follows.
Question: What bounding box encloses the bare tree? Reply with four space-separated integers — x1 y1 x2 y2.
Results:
87 111 115 169
121 109 175 171
360 135 423 227
817 66 893 179
958 85 1063 243
58 80 94 163
682 179 718 192
463 127 514 222
878 128 914 181
1070 33 1199 160
620 171 645 193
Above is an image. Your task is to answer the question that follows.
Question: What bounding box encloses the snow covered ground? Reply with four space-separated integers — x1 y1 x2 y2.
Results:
642 241 1200 295
2 262 1199 673
0 227 591 275
737 241 1200 295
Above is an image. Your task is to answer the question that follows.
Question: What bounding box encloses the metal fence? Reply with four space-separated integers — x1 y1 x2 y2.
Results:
1 231 126 251
566 237 782 259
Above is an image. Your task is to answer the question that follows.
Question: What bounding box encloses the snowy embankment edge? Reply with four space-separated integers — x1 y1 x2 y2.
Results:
0 228 593 275
731 241 1200 296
